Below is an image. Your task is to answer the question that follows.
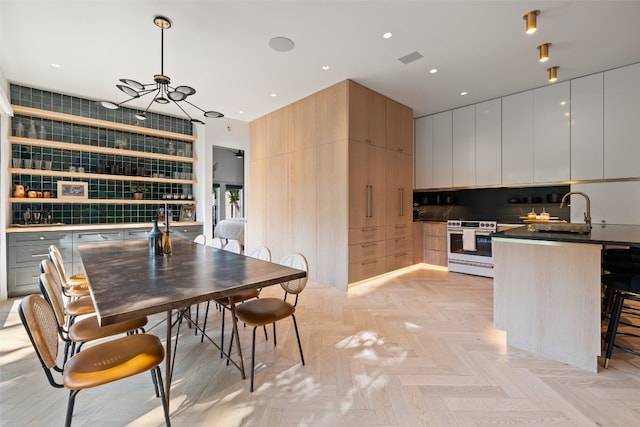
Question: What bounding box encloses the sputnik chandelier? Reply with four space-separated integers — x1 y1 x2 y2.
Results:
99 16 223 124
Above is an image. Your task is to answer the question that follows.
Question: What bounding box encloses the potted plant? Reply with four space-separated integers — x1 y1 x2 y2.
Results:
228 188 240 217
130 184 148 200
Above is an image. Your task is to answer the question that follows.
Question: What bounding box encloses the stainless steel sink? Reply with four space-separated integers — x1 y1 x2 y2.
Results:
531 222 591 234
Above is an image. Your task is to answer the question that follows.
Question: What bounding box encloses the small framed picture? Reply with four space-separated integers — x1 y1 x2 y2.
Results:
179 205 195 222
57 181 88 199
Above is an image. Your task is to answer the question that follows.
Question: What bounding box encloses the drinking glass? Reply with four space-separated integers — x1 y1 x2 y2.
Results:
12 158 21 168
23 159 33 169
44 160 52 170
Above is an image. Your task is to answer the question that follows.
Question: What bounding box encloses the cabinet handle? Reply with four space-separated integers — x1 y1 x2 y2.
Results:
360 243 378 248
366 185 373 218
39 236 45 240
361 259 378 266
31 253 49 258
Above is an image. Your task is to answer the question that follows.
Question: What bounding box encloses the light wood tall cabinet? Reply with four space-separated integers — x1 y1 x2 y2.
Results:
414 115 434 189
348 81 386 148
248 79 413 289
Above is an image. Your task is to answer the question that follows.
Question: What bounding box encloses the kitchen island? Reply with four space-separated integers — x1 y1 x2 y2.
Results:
491 224 640 372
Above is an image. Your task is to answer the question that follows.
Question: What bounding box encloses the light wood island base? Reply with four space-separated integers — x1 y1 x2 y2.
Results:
493 237 602 372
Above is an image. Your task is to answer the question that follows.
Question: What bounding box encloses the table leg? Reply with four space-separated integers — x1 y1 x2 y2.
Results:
165 310 172 404
228 300 246 379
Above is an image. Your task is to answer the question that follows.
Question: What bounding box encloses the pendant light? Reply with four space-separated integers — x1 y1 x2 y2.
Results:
98 16 223 124
537 43 551 62
523 10 540 34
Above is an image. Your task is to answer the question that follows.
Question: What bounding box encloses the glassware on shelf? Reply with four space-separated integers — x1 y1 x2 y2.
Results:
28 120 37 138
15 121 24 137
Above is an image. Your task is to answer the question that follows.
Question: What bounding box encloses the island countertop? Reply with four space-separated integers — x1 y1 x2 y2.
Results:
491 223 640 248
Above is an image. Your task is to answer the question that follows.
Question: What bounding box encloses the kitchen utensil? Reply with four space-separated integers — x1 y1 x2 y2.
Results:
13 184 27 198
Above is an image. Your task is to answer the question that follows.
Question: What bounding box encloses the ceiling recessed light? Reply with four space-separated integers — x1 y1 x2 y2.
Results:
383 32 392 39
460 91 468 96
269 36 295 52
429 68 438 74
270 93 277 97
322 65 330 70
238 111 245 114
51 63 61 68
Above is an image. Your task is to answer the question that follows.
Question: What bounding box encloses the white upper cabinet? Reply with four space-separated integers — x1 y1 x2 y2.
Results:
533 81 571 183
475 99 502 186
452 105 476 187
604 63 640 179
571 73 604 180
414 115 433 189
502 90 534 185
433 111 453 188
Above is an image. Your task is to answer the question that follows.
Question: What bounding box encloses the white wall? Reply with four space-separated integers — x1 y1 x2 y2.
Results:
570 181 640 225
0 65 11 300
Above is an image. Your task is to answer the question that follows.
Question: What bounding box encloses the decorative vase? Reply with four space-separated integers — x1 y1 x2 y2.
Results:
148 219 164 257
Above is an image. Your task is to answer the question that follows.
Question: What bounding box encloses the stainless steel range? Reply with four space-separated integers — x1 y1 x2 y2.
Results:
447 220 497 277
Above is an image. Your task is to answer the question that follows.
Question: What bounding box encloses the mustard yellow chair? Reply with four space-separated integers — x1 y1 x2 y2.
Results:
48 245 90 298
39 271 147 363
40 259 95 319
233 252 308 391
19 294 171 426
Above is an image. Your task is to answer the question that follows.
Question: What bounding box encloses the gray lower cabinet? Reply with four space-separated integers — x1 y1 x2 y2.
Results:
7 231 73 297
70 230 125 276
7 224 203 296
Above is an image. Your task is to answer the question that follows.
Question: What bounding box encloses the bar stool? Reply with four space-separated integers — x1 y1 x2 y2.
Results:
602 272 640 368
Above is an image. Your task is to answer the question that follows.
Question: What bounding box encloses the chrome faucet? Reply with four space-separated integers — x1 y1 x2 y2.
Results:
560 191 592 228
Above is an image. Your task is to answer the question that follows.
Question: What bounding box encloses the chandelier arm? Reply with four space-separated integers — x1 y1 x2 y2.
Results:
172 99 197 120
115 95 145 107
181 98 206 113
140 93 157 114
138 87 159 96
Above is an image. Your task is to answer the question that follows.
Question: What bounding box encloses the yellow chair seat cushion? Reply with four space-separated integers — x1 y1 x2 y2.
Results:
66 283 90 297
69 315 148 342
235 298 295 327
63 333 164 390
65 296 95 317
215 289 260 306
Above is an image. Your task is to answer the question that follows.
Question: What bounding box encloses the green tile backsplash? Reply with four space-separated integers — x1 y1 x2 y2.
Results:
10 84 194 225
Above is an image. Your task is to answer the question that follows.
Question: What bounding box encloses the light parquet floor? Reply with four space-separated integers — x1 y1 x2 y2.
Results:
2 265 640 426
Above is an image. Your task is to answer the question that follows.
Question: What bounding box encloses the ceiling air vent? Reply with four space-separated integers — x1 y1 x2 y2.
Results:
398 51 424 65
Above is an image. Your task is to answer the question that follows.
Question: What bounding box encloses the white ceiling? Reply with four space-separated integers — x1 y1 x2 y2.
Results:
2 1 640 123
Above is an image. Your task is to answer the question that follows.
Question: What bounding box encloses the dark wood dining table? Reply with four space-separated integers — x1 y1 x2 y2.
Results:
77 238 307 403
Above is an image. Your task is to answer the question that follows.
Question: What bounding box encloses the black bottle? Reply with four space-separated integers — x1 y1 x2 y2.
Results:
149 219 164 257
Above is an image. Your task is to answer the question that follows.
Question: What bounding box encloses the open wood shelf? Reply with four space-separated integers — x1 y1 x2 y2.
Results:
9 168 196 184
9 198 195 205
9 136 196 163
11 105 196 142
